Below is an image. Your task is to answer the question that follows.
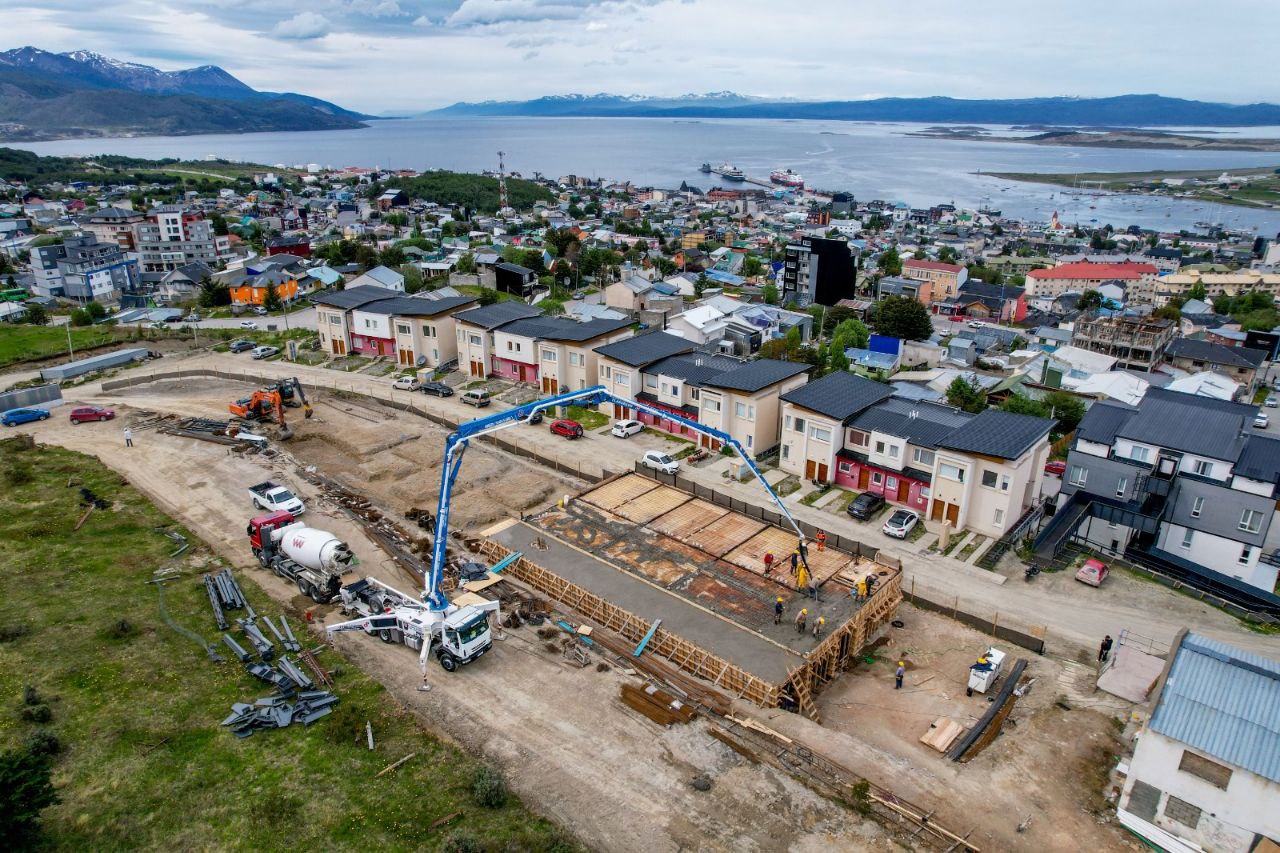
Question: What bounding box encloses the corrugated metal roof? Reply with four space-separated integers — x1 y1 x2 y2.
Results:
1149 633 1280 784
780 371 894 422
936 409 1053 460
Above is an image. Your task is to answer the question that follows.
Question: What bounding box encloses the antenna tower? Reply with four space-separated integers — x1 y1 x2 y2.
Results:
497 150 510 211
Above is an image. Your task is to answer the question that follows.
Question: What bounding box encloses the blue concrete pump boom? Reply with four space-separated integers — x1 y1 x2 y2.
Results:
424 384 805 611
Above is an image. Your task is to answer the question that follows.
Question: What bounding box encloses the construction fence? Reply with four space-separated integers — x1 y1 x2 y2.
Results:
99 367 615 482
0 383 62 412
901 576 1046 655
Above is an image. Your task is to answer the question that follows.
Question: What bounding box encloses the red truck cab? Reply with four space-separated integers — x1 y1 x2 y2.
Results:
247 510 297 552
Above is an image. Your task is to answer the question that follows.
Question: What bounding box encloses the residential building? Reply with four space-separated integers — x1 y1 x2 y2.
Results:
1117 631 1280 853
594 331 810 454
947 280 1027 323
488 316 633 389
983 255 1052 277
453 301 545 378
782 235 856 306
1050 389 1280 592
494 262 537 298
1071 313 1177 371
80 206 145 251
135 206 231 272
155 262 212 304
877 275 931 305
902 259 967 302
347 265 405 292
1025 262 1158 306
343 294 480 366
779 372 1052 536
265 235 311 258
312 284 401 356
1165 338 1269 395
1149 269 1280 306
29 235 140 302
226 267 300 307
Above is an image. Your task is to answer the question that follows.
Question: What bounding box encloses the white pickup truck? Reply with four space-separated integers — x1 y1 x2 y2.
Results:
249 481 305 515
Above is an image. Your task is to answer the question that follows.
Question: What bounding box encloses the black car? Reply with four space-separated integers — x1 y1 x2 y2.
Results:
420 381 454 397
846 492 886 520
228 339 255 353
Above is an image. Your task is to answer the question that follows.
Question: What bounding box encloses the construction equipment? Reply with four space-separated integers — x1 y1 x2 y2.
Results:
229 377 312 440
248 510 356 602
328 384 805 677
966 646 1007 696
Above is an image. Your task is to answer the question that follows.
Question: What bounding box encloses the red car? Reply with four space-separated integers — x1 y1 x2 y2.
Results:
948 314 965 322
1044 460 1067 477
69 406 115 424
549 419 584 439
1075 558 1109 587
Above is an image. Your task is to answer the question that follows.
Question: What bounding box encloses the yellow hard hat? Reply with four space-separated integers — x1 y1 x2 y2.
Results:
776 596 783 603
818 617 825 624
898 660 905 666
800 608 808 614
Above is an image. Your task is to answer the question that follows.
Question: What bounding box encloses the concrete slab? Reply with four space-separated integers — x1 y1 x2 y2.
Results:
692 513 767 557
580 474 659 511
649 498 729 541
1096 645 1165 703
612 485 691 524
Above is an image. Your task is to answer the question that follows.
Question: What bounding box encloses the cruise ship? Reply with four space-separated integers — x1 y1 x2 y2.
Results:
718 163 745 181
770 168 804 188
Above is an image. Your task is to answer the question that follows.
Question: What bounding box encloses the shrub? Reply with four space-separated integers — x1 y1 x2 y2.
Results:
472 765 508 808
4 457 34 487
0 624 31 643
24 730 61 757
441 830 483 853
22 685 41 706
20 705 52 724
0 747 59 846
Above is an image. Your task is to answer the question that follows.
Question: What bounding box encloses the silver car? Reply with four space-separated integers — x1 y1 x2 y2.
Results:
882 508 919 539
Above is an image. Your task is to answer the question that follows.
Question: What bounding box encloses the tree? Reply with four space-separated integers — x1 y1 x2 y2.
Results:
0 746 58 846
1187 282 1207 302
455 253 477 275
1077 290 1104 312
379 245 406 268
85 301 107 320
1001 393 1049 418
402 265 426 294
878 246 902 276
830 318 870 352
742 256 763 278
827 348 851 373
871 295 932 341
198 278 230 308
23 303 47 326
762 283 779 305
1042 390 1086 434
475 288 501 306
1153 304 1181 322
262 281 282 311
210 212 229 236
946 376 987 413
695 272 708 299
938 246 957 264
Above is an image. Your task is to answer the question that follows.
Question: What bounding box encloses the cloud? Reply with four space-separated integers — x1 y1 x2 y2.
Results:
447 0 588 26
585 19 606 30
347 0 405 16
271 11 331 39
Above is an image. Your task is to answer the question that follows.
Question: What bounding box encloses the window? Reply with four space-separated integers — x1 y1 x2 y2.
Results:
920 487 930 499
569 352 584 367
645 375 658 389
838 461 852 473
1178 750 1232 790
542 349 557 362
1193 459 1212 476
810 426 832 443
690 389 699 401
735 403 754 420
913 448 935 467
793 417 806 434
1240 545 1253 565
396 323 410 335
364 319 372 328
603 365 612 379
1239 509 1264 533
469 334 481 345
982 470 999 489
872 472 883 485
1130 446 1150 463
784 415 792 431
1068 466 1087 487
875 441 886 454
1116 477 1128 498
1190 497 1204 518
850 430 869 447
939 463 965 482
329 315 340 326
781 444 790 460
889 445 899 458
1181 528 1194 549
993 508 1005 527
1162 796 1201 830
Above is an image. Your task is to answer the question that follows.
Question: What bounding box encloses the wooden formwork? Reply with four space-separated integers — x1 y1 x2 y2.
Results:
478 538 903 717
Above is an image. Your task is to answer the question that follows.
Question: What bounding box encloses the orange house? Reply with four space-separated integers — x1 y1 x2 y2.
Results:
229 270 299 306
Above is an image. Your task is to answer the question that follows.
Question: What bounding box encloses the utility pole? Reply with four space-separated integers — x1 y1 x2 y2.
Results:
66 318 74 360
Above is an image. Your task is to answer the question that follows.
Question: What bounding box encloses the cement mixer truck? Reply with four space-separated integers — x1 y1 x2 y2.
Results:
247 510 357 603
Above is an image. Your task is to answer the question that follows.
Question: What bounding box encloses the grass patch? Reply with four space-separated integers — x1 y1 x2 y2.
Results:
564 406 607 431
1254 386 1270 405
324 355 374 372
904 518 929 543
828 490 858 515
956 534 987 562
774 475 802 498
0 325 118 368
0 442 570 851
455 285 520 303
941 532 965 557
799 485 832 507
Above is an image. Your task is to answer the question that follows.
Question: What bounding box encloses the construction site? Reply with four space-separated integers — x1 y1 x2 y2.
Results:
11 364 1141 852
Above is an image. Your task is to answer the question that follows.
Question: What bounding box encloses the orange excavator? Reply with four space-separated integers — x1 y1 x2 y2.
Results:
229 377 312 440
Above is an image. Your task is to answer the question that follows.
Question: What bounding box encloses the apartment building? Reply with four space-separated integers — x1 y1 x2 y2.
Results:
490 316 632 391
29 235 140 302
1051 389 1280 592
1148 269 1280 306
79 206 145 251
312 284 401 356
353 295 481 366
780 372 1052 537
1025 262 1158 306
1118 631 1280 853
902 259 967 302
782 235 856 306
594 331 810 454
1071 313 1177 371
135 206 232 272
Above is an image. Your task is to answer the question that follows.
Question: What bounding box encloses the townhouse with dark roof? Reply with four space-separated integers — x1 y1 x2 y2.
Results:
1164 338 1269 395
1049 388 1280 592
312 285 479 363
780 372 1053 537
493 315 633 392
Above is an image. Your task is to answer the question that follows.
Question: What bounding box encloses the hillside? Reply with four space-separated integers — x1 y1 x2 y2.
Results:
385 171 554 213
0 147 268 185
430 93 1280 127
0 47 371 140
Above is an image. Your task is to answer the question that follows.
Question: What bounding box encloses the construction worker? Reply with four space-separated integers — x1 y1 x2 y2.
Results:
795 563 809 594
895 661 905 689
815 529 827 552
774 596 785 624
807 577 818 600
855 577 867 601
865 573 877 597
1099 635 1113 663
971 655 993 673
789 549 800 576
763 552 775 576
794 607 808 633
123 427 133 448
812 616 826 639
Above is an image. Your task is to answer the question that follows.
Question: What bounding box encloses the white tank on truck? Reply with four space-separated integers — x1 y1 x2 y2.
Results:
272 523 354 573
247 510 356 602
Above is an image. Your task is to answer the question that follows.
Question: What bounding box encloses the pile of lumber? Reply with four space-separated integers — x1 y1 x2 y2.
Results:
920 717 965 753
620 683 697 726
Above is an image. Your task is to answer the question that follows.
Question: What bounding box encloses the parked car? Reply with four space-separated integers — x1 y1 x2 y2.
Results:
882 508 920 539
521 409 544 425
69 406 114 424
248 481 305 515
641 450 679 474
239 320 259 330
846 492 886 520
391 376 421 391
967 320 988 329
250 345 280 360
549 419 583 439
1044 460 1067 477
1075 558 1109 587
2 407 50 426
948 315 965 322
1267 396 1278 408
460 389 491 408
1256 412 1270 429
420 381 454 397
611 419 643 438
183 313 201 323
228 339 255 353
253 306 269 316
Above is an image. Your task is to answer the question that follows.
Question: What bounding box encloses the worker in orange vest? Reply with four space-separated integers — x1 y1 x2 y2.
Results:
816 530 827 552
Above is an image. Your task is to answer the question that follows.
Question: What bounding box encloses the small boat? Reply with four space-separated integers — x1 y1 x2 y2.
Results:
770 168 804 188
699 162 711 173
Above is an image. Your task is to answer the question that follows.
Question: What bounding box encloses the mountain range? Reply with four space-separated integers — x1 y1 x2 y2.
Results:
430 93 1280 127
0 47 371 141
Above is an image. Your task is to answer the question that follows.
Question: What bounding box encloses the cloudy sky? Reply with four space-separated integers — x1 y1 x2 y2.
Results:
9 0 1275 113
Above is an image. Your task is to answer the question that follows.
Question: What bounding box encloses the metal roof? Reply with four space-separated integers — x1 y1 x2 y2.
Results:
936 409 1053 460
780 371 894 422
452 301 543 330
309 284 400 310
1150 632 1280 784
1234 435 1280 486
647 352 742 387
593 331 696 367
1075 400 1138 445
355 295 478 317
704 359 810 393
499 316 632 342
1166 337 1268 370
1115 388 1254 462
849 398 972 449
